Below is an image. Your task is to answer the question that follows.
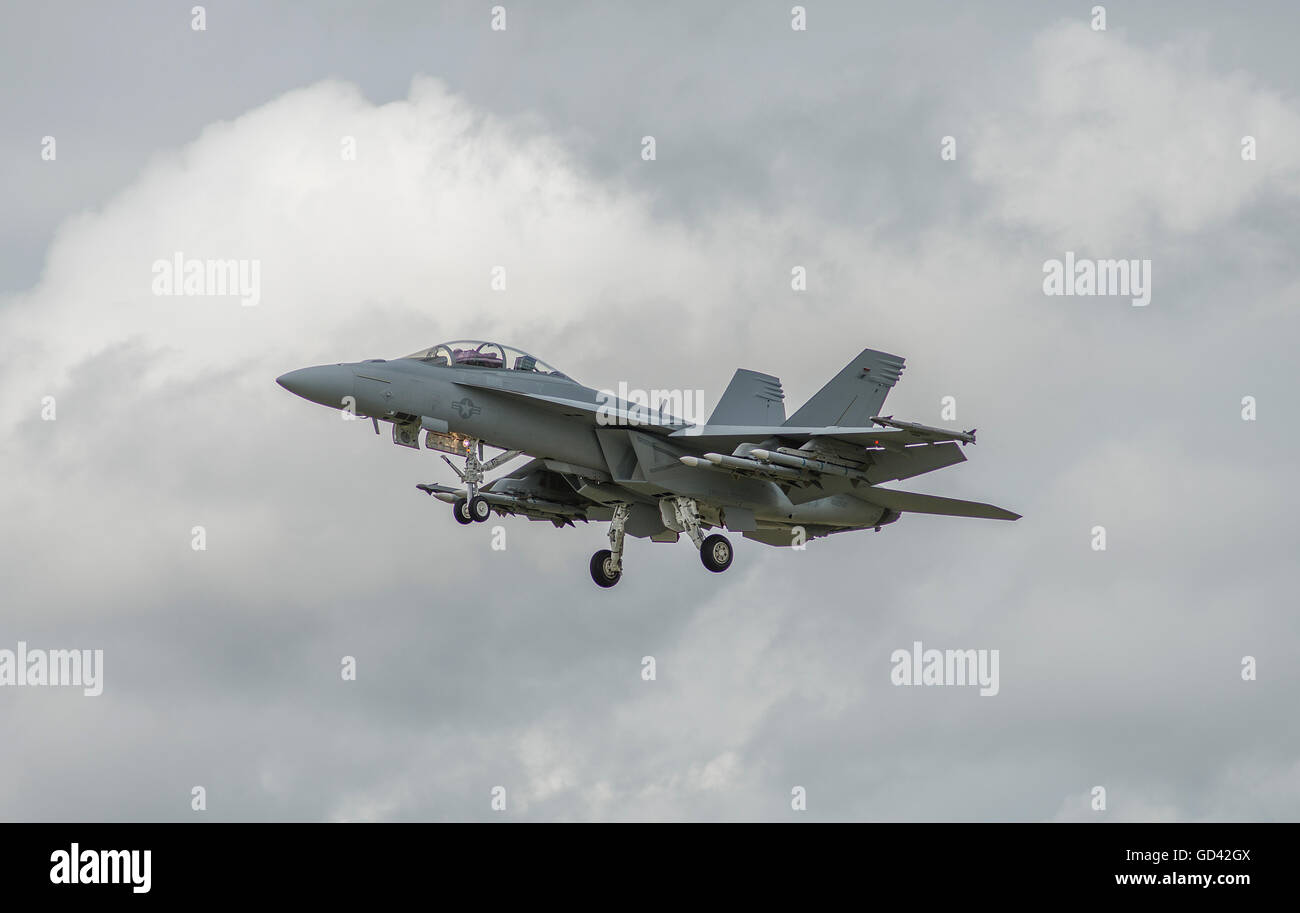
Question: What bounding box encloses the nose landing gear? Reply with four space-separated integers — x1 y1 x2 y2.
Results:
452 498 474 524
452 495 491 524
439 439 520 524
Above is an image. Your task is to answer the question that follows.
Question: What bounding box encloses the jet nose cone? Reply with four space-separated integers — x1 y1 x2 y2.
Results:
276 364 355 409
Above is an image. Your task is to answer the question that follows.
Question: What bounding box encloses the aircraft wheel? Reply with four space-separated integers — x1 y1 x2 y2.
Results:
700 534 733 573
452 498 473 525
469 495 492 522
590 549 622 588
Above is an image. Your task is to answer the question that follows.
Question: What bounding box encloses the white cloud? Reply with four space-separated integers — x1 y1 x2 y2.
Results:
970 23 1300 247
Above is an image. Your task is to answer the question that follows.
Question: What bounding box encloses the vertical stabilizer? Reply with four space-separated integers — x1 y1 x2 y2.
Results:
708 369 786 425
785 348 905 427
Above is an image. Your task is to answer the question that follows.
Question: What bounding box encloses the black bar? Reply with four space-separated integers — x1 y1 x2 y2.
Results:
0 823 1282 898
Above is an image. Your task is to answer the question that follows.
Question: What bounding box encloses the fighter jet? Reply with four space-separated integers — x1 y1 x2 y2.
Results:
277 340 1018 587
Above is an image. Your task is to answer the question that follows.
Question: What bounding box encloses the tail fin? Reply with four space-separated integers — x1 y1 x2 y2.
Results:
785 348 905 428
709 369 786 425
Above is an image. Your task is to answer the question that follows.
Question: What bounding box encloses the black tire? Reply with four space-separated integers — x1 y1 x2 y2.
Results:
452 498 473 525
469 495 491 522
589 549 621 588
700 534 733 573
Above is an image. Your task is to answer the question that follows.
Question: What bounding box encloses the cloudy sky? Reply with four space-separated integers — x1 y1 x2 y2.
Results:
1 1 1297 821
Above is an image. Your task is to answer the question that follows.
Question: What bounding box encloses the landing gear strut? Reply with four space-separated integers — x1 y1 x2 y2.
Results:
671 497 734 574
590 504 629 588
440 439 519 524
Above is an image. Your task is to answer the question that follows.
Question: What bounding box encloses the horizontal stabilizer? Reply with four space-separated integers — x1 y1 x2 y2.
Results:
854 486 1020 521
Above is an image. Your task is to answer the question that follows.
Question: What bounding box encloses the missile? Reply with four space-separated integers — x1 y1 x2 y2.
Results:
702 452 805 480
870 416 976 444
679 454 803 480
749 448 861 479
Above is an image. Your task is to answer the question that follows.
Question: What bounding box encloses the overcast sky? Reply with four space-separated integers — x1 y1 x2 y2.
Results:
1 1 1297 821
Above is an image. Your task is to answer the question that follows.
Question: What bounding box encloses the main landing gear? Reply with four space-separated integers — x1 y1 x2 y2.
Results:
670 497 733 574
588 499 734 588
589 504 629 588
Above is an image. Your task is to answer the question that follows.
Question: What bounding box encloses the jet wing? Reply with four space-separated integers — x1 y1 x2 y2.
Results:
676 441 968 500
672 416 1007 512
668 420 974 451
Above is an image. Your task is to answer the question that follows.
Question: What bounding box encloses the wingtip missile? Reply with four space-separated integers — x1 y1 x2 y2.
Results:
870 415 976 445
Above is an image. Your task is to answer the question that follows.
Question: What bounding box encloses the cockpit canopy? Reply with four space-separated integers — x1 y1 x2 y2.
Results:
402 340 569 378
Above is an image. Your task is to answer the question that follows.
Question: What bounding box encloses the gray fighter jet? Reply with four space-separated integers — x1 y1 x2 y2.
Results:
277 341 1018 587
